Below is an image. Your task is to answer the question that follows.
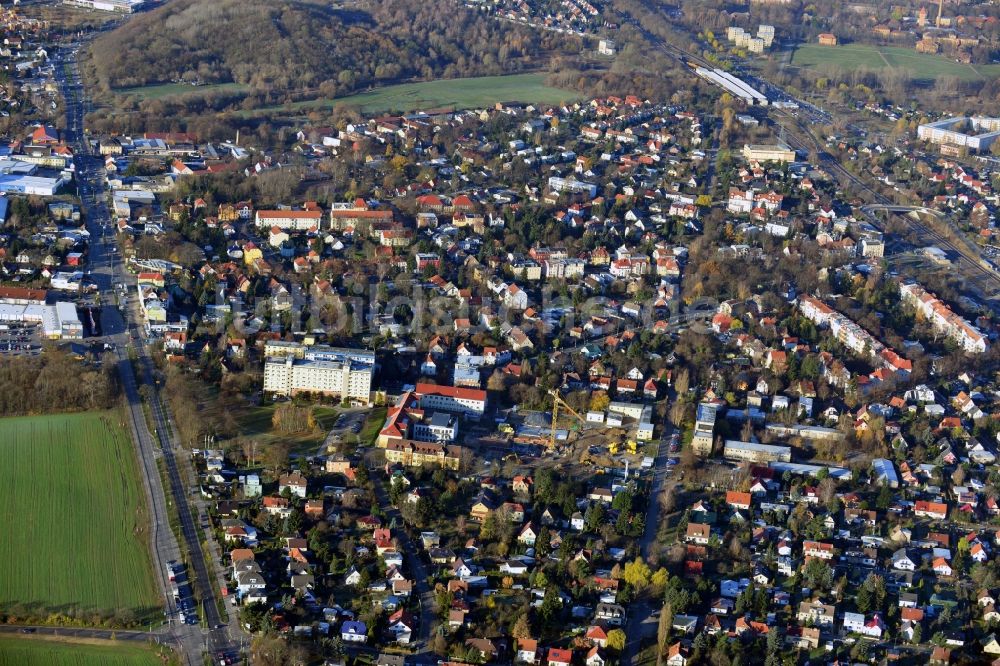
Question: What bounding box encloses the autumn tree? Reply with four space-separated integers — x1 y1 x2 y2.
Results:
623 557 651 590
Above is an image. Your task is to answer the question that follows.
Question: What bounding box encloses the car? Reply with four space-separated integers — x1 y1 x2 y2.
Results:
20 628 35 633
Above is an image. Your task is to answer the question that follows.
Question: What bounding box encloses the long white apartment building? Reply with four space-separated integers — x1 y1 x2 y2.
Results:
899 283 987 353
254 209 323 231
797 295 884 358
917 117 1000 152
264 350 374 403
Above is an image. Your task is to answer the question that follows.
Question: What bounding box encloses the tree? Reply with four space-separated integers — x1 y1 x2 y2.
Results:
875 483 893 510
623 557 651 590
431 631 449 656
657 602 674 649
802 558 833 591
651 567 669 592
606 629 626 651
511 613 532 639
589 391 611 412
764 625 783 666
584 502 605 532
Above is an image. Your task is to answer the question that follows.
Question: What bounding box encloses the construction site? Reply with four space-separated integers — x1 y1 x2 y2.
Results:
473 390 658 471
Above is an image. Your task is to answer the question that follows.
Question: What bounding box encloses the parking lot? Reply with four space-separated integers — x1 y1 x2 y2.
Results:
0 323 42 355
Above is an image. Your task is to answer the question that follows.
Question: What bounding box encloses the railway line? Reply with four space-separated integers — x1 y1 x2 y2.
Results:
614 4 1000 310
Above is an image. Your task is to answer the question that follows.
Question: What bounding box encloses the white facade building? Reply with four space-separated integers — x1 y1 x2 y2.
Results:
264 356 372 402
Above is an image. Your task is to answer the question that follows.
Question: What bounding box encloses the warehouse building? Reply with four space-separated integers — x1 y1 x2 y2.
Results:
0 287 82 339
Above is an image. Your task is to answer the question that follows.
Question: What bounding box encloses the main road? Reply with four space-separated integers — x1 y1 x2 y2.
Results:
619 421 675 666
53 42 241 664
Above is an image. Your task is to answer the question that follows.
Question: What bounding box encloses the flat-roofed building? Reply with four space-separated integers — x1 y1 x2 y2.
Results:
917 117 1000 153
254 209 323 231
693 402 719 456
742 144 795 163
724 439 791 463
264 356 372 403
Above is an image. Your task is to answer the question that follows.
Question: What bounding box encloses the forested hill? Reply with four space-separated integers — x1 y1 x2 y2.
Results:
87 0 573 95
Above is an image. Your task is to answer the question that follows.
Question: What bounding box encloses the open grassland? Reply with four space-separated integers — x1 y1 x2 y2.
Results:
0 412 159 624
238 73 578 117
790 43 1000 81
113 81 249 101
0 635 168 666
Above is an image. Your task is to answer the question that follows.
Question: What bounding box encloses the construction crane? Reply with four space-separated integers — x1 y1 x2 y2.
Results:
548 389 586 450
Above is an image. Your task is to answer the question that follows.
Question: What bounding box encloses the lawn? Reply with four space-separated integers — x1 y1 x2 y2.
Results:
237 73 579 117
236 403 339 457
359 406 388 447
0 635 168 666
790 43 1000 82
113 81 249 101
0 412 160 623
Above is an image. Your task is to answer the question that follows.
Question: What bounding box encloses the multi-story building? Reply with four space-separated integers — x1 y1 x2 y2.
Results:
254 209 323 231
264 355 373 403
384 440 462 470
797 295 886 359
264 341 378 365
411 412 459 443
414 383 487 416
899 282 987 353
547 176 598 198
917 117 1000 153
693 402 719 456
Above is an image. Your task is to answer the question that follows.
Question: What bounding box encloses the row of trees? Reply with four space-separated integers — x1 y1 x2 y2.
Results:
0 349 118 416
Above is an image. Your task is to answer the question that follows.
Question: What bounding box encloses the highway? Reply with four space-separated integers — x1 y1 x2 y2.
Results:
53 42 241 665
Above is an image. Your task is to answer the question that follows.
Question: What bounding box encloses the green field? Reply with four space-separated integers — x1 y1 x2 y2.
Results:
0 412 159 623
238 73 579 117
0 636 166 666
790 43 1000 81
113 81 249 100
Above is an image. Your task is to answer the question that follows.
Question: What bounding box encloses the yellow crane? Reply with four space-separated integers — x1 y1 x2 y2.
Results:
548 389 586 450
